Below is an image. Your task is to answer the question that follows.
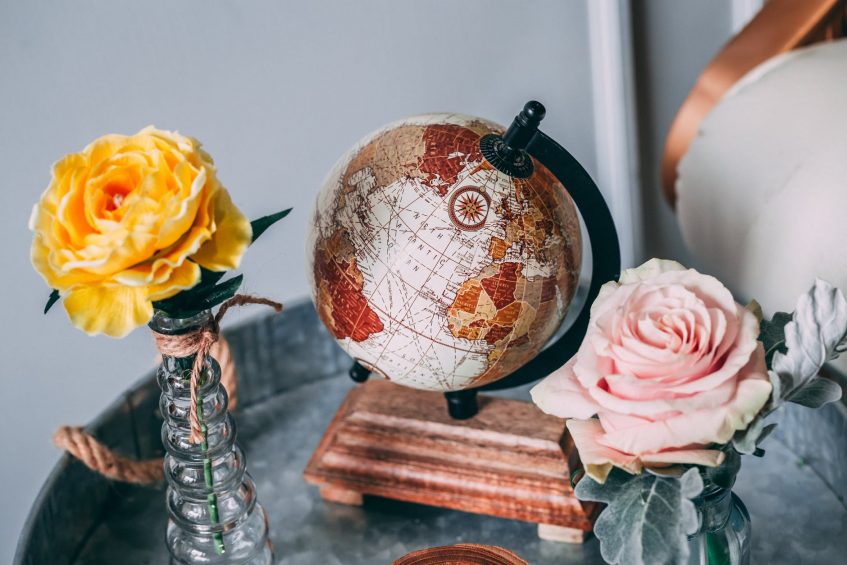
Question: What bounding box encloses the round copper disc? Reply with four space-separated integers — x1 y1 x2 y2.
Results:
392 543 529 565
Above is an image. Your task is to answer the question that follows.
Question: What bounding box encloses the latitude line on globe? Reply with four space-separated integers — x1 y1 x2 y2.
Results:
384 134 500 274
368 203 468 372
387 181 480 271
325 172 431 343
358 177 446 366
369 158 525 387
353 149 493 367
396 338 436 388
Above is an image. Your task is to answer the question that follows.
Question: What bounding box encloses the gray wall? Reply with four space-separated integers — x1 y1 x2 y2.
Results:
0 0 737 558
632 0 735 268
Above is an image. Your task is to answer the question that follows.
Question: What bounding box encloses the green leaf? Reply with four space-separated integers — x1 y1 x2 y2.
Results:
195 274 243 309
153 267 228 313
250 208 291 244
769 369 788 405
153 275 243 318
575 467 703 565
195 267 227 290
732 413 780 455
44 289 60 314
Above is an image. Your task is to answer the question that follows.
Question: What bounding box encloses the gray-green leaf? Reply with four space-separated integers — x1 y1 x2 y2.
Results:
760 311 791 366
704 448 741 490
788 377 843 408
733 417 766 455
768 369 788 405
733 373 784 453
772 279 847 408
575 468 703 565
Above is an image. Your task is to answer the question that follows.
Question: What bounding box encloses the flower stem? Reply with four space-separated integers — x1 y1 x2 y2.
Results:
197 387 225 555
705 531 731 565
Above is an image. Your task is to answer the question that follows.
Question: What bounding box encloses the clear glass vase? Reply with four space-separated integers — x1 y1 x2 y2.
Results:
686 476 751 565
152 310 273 564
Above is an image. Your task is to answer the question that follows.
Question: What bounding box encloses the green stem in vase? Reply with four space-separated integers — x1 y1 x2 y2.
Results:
705 531 731 565
197 385 225 555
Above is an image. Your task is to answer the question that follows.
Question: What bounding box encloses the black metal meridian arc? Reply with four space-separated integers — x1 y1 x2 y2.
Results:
443 101 621 417
478 102 621 390
348 101 621 420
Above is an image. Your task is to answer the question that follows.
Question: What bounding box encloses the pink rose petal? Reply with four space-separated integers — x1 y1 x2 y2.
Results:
618 258 687 284
530 358 600 420
597 345 770 453
640 449 726 468
663 306 757 395
566 419 641 483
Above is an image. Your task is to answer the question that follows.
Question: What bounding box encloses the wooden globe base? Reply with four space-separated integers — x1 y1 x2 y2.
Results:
303 380 597 543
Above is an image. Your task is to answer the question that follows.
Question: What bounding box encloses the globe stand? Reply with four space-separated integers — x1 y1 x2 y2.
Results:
305 101 620 543
349 361 481 419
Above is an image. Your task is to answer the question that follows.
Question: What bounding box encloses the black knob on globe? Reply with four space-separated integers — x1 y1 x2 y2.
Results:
479 100 548 180
501 100 546 151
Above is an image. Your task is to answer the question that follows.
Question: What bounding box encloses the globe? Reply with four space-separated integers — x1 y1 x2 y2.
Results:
307 113 582 391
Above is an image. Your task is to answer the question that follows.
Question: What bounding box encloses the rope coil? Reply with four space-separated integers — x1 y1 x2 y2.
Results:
53 426 164 485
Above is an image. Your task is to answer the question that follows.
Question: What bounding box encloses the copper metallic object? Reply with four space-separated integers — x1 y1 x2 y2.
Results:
662 0 847 207
393 543 529 565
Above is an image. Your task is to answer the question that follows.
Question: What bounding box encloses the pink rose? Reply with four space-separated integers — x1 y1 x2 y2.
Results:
531 259 771 483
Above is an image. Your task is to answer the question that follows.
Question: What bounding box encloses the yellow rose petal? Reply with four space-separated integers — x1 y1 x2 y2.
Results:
31 234 98 290
156 163 206 249
147 260 201 302
191 187 252 271
150 225 211 275
64 284 153 338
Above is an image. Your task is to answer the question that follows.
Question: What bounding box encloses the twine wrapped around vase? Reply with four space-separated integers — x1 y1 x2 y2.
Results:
53 294 282 485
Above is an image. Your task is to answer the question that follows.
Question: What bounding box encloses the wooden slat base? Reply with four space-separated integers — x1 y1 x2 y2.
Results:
304 380 596 542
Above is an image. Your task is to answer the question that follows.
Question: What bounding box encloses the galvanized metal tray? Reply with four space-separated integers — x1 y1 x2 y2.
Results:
15 301 847 564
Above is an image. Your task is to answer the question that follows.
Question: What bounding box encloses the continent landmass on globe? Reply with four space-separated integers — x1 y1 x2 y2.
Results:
312 228 383 342
308 114 581 391
446 261 561 383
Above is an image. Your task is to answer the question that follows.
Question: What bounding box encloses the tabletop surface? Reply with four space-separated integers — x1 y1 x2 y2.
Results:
18 303 847 564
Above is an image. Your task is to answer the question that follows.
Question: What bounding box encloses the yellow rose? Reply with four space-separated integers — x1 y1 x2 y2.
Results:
30 126 252 337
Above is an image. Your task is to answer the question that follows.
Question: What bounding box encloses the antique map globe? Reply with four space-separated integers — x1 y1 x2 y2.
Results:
307 114 582 391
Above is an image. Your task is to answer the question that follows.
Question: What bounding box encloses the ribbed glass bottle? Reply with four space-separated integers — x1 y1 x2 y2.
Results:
152 310 273 564
686 477 751 565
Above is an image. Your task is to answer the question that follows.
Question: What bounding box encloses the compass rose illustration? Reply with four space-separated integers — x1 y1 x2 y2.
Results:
448 186 491 231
